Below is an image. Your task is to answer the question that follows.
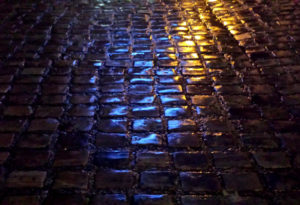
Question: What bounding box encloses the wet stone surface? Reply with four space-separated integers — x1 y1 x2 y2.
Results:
0 0 300 204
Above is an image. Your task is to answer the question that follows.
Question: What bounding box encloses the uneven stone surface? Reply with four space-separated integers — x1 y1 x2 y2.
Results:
0 0 299 203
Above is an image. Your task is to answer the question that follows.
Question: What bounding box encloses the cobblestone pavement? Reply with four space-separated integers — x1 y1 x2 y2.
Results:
0 0 300 204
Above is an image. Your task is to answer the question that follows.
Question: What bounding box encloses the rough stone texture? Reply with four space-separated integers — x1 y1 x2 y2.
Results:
53 171 89 190
0 0 299 203
134 194 175 205
53 150 89 167
95 169 137 189
253 152 291 168
140 171 177 190
180 172 222 192
91 194 128 205
1 196 41 205
6 171 47 188
222 172 263 191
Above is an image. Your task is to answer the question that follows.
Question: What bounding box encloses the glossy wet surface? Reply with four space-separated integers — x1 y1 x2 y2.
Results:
0 0 300 204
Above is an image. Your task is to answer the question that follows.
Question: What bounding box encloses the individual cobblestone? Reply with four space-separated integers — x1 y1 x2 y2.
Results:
180 172 222 192
0 0 299 203
53 171 89 190
6 171 47 188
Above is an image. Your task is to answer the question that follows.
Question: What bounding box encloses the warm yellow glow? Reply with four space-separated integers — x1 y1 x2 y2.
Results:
226 25 241 34
167 47 175 52
178 40 196 46
177 31 188 35
193 31 209 35
183 67 206 75
178 21 187 26
216 132 224 136
199 14 207 20
167 54 177 60
188 76 207 83
178 47 197 53
221 17 236 21
194 35 208 40
173 27 188 31
212 7 226 11
229 30 239 35
209 26 222 32
202 54 219 59
182 2 194 7
223 20 234 26
214 3 224 7
191 25 206 31
183 35 193 40
183 53 199 59
181 60 202 67
196 40 214 46
173 76 181 81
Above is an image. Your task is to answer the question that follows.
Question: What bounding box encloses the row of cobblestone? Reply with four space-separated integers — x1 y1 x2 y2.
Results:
0 0 299 204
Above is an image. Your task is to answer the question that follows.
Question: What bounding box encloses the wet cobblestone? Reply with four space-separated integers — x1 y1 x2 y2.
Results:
0 0 300 204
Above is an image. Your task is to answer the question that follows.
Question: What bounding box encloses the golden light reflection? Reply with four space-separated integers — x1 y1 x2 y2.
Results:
223 20 234 26
178 47 197 53
178 40 196 46
194 35 208 40
202 54 219 59
183 67 206 75
178 21 187 26
173 27 189 31
160 0 254 80
226 25 237 30
162 46 175 53
177 31 189 35
212 7 226 11
193 31 209 35
221 17 236 21
173 76 182 81
214 3 224 7
196 40 214 46
183 53 199 59
182 2 194 7
181 60 202 67
191 26 206 31
167 53 177 60
188 76 207 83
228 30 238 35
182 35 193 40
199 14 208 20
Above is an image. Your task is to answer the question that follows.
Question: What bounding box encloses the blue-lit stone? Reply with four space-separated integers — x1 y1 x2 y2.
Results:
132 106 159 117
133 119 163 131
168 119 197 131
101 105 128 117
134 194 174 205
130 95 155 104
134 60 154 67
160 95 187 104
95 150 130 168
130 77 154 84
164 106 189 117
157 85 183 94
131 133 163 145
